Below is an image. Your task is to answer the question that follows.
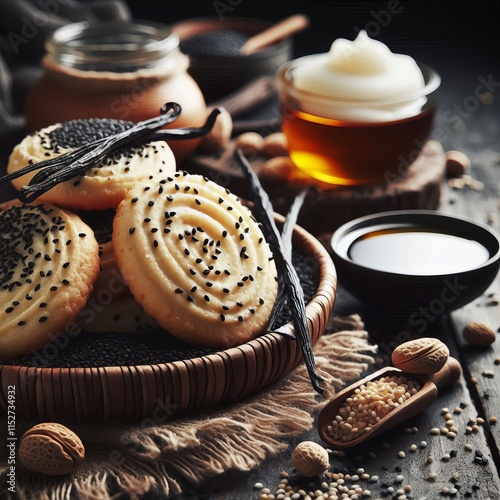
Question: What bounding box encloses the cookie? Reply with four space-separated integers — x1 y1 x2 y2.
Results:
7 118 176 210
76 220 158 334
113 172 278 348
0 203 100 361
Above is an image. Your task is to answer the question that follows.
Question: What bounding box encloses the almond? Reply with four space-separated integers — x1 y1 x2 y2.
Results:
235 132 265 155
391 338 449 374
19 422 85 476
262 132 289 157
463 321 496 347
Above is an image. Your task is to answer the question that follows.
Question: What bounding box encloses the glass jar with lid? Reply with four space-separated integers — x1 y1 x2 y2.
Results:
24 20 207 162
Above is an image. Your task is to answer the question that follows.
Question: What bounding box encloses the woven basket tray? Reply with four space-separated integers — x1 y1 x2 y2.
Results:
0 215 337 424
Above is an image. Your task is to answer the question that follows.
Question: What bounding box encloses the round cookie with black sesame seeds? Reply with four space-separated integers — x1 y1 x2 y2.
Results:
0 203 100 361
75 222 158 334
112 172 279 349
7 118 176 210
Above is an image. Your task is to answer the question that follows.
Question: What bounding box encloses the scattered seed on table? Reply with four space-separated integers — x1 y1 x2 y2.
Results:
428 472 438 481
398 451 406 458
420 441 428 448
489 416 498 425
442 453 451 461
453 407 463 414
465 444 473 451
427 455 434 463
395 475 405 483
443 413 453 421
409 444 417 452
254 483 264 489
441 407 450 414
476 417 485 425
430 428 440 435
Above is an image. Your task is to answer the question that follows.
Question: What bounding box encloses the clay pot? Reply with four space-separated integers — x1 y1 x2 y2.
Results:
25 21 207 163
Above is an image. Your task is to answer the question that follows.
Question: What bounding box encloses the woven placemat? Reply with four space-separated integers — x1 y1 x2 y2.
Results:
0 315 376 499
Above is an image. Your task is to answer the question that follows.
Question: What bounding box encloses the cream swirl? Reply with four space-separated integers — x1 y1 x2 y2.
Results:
292 30 427 122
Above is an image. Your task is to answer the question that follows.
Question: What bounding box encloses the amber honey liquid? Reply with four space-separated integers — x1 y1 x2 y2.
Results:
282 106 434 186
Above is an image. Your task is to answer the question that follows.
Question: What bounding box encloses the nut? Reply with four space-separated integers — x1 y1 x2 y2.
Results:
391 338 449 374
445 150 471 178
197 107 233 153
259 156 294 182
291 441 329 477
262 132 289 157
235 132 265 156
463 321 496 347
19 422 85 476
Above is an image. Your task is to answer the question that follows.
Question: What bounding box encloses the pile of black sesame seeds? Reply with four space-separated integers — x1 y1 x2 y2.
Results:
8 250 318 368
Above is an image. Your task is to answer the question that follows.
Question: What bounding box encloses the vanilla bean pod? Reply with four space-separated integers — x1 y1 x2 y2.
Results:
268 188 309 332
1 104 222 203
234 149 323 393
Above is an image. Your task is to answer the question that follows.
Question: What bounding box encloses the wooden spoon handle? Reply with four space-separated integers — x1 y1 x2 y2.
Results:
428 356 462 389
240 14 309 55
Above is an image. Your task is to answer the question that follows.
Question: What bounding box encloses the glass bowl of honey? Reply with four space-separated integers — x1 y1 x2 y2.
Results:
278 31 441 186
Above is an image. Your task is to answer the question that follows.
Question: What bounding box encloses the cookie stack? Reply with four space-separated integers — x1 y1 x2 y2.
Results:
0 118 278 361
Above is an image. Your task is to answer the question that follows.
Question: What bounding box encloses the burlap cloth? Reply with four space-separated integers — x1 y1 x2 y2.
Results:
0 315 377 500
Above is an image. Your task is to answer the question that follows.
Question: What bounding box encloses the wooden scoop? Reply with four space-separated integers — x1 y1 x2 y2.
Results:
240 14 309 55
318 357 462 449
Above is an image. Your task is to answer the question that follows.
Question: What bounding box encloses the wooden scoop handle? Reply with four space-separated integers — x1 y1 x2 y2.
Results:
428 356 462 389
240 14 309 55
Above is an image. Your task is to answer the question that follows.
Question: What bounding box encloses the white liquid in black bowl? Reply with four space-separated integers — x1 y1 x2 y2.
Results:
348 226 490 276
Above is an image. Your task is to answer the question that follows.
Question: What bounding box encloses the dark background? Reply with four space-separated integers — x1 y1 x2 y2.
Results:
125 0 500 82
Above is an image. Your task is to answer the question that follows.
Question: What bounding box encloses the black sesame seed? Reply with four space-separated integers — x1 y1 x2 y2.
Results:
175 288 184 294
129 227 135 235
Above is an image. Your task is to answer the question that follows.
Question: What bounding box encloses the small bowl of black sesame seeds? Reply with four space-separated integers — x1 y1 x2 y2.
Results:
173 17 294 102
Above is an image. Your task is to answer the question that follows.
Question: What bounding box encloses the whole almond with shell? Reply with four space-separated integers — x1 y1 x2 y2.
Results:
391 338 449 374
19 422 85 476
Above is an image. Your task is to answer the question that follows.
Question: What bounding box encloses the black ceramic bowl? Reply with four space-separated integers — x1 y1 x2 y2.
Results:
331 210 500 319
172 17 292 102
